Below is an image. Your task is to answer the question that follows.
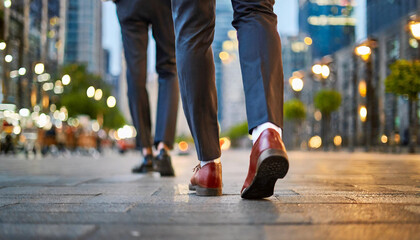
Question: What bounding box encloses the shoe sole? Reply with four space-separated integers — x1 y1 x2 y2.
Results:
188 183 196 191
196 185 222 196
241 148 289 199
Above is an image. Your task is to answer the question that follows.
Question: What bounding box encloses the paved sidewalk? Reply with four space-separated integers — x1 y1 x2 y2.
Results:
0 150 419 239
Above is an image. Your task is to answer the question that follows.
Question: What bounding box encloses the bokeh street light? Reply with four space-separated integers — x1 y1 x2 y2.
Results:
312 64 330 79
321 65 330 78
107 96 116 108
408 18 420 40
5 55 13 62
18 67 26 76
359 105 367 122
312 64 322 75
333 135 342 147
62 74 71 85
4 0 11 8
0 42 6 50
355 45 372 61
290 77 304 92
87 86 95 98
34 63 45 74
94 89 103 101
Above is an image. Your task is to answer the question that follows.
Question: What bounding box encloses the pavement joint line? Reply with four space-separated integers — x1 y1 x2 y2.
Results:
151 187 162 196
74 178 102 186
0 202 19 209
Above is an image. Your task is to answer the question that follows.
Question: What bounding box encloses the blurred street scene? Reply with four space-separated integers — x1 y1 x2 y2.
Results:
0 0 419 155
0 0 419 239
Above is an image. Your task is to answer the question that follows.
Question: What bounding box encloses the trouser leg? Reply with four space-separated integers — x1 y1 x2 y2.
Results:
171 0 221 161
151 0 179 150
117 5 153 149
231 0 284 133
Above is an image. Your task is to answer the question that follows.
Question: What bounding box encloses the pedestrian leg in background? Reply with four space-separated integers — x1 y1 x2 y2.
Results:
117 1 154 173
151 0 179 177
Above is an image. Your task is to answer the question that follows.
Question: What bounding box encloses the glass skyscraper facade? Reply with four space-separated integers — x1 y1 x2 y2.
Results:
298 0 356 59
64 0 103 75
367 0 418 35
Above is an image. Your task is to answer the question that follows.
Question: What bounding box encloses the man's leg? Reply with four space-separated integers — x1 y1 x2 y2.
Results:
171 0 220 162
150 0 179 177
231 0 284 133
151 0 179 151
231 0 289 199
117 2 154 172
172 0 222 196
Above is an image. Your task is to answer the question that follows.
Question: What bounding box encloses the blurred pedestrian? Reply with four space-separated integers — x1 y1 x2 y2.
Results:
111 0 179 176
172 0 289 198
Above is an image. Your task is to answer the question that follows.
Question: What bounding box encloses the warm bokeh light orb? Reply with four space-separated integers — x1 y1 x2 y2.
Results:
18 67 26 76
0 42 6 50
94 89 103 101
178 141 189 152
359 80 367 97
87 86 95 98
359 106 367 122
333 135 342 147
312 64 322 75
309 136 322 149
291 78 304 92
107 96 117 108
5 55 13 62
409 21 420 40
62 74 71 85
381 135 388 144
304 37 313 46
34 63 45 74
321 65 330 78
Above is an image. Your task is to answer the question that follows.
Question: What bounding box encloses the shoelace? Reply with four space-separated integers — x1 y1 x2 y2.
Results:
193 164 201 172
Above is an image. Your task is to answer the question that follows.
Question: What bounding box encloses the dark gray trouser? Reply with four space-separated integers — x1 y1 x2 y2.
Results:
116 0 179 150
172 0 284 161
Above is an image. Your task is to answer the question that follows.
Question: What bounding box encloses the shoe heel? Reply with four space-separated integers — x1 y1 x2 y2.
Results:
241 149 289 199
195 186 222 196
257 148 289 179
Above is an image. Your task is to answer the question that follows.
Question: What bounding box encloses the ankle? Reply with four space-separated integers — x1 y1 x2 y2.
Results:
200 158 221 167
142 147 153 156
157 142 170 152
252 122 282 144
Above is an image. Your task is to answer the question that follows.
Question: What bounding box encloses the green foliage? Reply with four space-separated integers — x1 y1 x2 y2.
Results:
284 99 306 121
314 89 342 115
175 134 194 143
58 64 125 129
222 122 249 140
385 59 420 100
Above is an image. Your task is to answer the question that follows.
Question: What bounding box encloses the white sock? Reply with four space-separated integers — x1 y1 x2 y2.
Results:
200 158 221 167
252 122 282 145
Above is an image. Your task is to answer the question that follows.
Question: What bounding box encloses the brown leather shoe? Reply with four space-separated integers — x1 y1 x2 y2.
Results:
189 162 222 196
241 128 289 199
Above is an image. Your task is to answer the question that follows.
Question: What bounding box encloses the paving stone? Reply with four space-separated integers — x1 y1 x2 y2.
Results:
0 223 96 240
0 150 419 239
0 203 137 213
264 224 420 240
85 225 264 240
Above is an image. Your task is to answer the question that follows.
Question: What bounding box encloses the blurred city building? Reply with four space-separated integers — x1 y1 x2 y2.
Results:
214 0 236 128
331 0 420 150
298 0 356 59
64 0 104 76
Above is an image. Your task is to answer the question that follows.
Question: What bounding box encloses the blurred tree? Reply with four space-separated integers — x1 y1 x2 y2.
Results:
385 60 420 153
58 64 125 129
221 122 248 147
314 90 342 151
284 99 306 149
